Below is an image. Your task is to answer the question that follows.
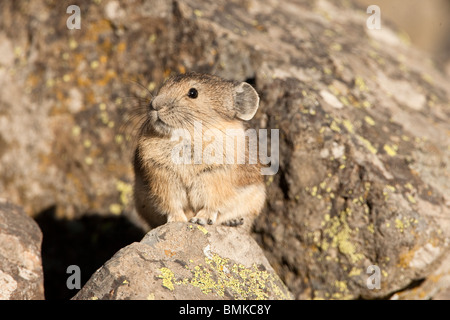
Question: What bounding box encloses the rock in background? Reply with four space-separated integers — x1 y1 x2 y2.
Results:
73 222 292 300
391 253 450 300
0 0 449 299
0 200 44 299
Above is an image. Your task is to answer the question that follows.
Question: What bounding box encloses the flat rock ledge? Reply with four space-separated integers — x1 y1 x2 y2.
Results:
73 222 293 300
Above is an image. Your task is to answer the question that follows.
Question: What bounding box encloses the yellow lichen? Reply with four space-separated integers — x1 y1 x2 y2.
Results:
197 225 208 235
69 38 78 49
404 183 414 190
109 203 122 215
116 180 132 206
348 268 361 277
395 218 404 232
158 252 290 300
311 186 318 197
355 76 368 91
83 139 92 148
85 156 93 165
72 125 81 137
330 43 342 51
407 194 416 204
90 60 99 69
339 96 349 106
63 74 71 82
190 265 219 295
330 121 341 133
364 116 375 126
335 280 348 292
321 211 363 263
383 144 397 156
385 185 396 192
115 134 123 144
323 67 332 75
342 119 354 133
357 135 377 154
362 101 371 108
158 267 175 291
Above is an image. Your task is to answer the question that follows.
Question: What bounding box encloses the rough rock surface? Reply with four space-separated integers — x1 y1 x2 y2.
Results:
73 222 292 300
0 0 449 299
391 252 450 300
0 200 44 300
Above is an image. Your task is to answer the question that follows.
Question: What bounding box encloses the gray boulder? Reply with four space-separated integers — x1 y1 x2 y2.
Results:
73 222 292 300
0 200 44 299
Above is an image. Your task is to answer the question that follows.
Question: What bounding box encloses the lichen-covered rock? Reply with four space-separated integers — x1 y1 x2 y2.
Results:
72 222 292 300
0 200 44 299
0 0 449 300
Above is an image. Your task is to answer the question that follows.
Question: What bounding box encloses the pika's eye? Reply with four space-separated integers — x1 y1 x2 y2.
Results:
187 88 198 99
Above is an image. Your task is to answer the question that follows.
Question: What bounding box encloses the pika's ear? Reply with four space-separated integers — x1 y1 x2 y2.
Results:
233 82 260 121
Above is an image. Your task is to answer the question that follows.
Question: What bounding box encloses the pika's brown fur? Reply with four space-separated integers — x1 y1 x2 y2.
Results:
133 73 265 230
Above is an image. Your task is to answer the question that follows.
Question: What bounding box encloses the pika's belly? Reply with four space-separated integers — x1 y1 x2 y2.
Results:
184 174 237 213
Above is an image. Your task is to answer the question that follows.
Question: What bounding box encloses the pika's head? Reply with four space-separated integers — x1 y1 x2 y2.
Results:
144 72 259 136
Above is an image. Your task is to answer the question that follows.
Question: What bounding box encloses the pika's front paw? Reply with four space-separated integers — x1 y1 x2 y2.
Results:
190 209 218 225
167 210 188 223
222 217 244 227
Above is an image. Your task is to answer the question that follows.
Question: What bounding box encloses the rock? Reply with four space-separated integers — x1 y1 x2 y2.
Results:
0 0 449 299
0 200 44 299
72 222 292 300
391 252 450 300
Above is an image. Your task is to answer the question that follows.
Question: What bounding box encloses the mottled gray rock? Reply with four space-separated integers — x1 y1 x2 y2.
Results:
73 222 292 300
0 200 44 299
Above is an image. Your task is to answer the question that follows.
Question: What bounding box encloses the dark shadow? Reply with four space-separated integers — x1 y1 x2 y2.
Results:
244 77 257 87
34 206 146 300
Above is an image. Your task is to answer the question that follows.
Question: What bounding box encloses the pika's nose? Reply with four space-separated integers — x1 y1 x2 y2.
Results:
149 96 163 111
148 100 155 111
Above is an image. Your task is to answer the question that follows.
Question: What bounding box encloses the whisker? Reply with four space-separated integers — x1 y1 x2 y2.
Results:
123 77 155 100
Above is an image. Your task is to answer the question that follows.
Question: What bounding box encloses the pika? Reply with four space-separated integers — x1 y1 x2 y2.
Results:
133 72 265 231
